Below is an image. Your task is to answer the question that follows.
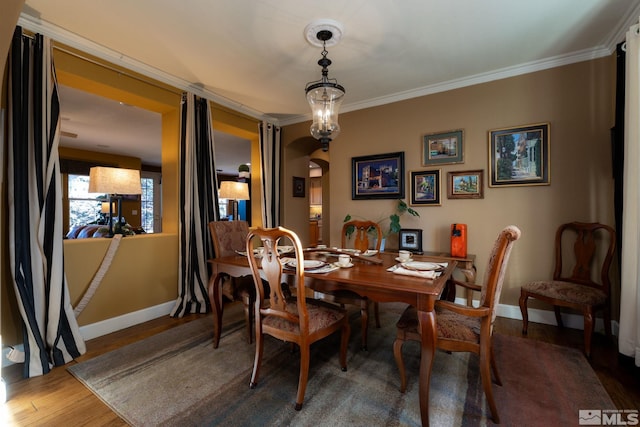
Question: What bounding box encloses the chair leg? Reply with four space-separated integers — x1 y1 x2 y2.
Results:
339 322 350 372
583 308 595 358
242 292 253 344
480 345 500 423
249 326 264 390
490 340 502 386
603 303 612 338
210 273 227 349
393 337 407 393
518 290 529 335
295 343 311 411
553 306 564 328
360 300 369 351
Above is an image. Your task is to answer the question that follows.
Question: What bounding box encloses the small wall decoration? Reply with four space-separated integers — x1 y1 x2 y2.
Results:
447 170 484 199
352 151 405 200
409 169 441 206
399 228 423 253
488 122 550 187
422 129 464 166
292 176 305 197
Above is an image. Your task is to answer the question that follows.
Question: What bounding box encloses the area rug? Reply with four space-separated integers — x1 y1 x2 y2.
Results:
68 303 615 426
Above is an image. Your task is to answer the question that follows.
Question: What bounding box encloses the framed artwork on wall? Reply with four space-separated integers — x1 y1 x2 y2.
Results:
447 170 484 199
352 151 405 200
488 122 550 187
422 129 464 166
292 176 305 197
409 169 441 206
399 228 423 253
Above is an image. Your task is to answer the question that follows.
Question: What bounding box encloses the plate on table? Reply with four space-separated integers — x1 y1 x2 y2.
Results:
362 250 378 257
401 261 442 271
396 257 413 263
278 246 295 255
286 260 325 270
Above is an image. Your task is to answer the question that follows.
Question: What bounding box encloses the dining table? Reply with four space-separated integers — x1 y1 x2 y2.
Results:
209 248 458 426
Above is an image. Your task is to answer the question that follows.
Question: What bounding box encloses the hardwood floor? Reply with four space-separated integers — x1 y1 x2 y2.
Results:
2 304 639 426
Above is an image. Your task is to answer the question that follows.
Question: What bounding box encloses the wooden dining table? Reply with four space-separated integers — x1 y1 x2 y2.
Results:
209 249 458 426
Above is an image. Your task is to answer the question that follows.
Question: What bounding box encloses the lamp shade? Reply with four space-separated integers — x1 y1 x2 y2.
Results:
89 167 142 195
219 181 250 200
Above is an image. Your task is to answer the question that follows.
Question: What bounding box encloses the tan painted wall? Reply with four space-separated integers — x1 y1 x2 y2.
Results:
282 57 617 311
65 234 178 326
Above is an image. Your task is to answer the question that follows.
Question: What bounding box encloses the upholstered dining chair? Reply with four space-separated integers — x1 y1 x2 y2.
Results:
519 222 615 357
207 220 255 347
393 225 521 424
314 220 382 350
246 226 350 410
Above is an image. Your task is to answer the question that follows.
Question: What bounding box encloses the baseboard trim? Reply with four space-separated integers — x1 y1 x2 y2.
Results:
2 301 175 367
455 297 619 336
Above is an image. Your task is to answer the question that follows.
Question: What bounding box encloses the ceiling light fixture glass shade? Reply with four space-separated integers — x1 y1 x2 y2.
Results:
305 29 345 152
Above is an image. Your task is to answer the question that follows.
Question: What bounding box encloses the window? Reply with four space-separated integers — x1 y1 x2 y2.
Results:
68 174 101 231
141 171 162 233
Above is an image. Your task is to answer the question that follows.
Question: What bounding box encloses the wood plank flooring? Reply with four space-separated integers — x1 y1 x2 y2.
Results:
2 303 639 426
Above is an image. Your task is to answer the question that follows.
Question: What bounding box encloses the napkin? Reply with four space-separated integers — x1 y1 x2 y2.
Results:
387 263 447 279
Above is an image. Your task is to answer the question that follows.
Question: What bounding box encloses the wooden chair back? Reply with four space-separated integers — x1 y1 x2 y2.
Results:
479 225 522 323
246 227 308 333
341 220 382 253
209 220 250 258
553 222 615 295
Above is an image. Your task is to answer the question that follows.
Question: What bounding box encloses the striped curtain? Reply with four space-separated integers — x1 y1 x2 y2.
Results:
171 93 219 317
259 121 281 227
7 27 86 377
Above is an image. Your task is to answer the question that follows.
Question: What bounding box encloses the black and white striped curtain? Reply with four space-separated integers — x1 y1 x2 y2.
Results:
259 121 281 228
7 27 86 377
171 93 219 317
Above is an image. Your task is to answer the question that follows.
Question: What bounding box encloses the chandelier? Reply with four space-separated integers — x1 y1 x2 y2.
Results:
305 20 345 152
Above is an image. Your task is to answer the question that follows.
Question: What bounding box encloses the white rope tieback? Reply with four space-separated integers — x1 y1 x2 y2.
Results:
73 234 123 317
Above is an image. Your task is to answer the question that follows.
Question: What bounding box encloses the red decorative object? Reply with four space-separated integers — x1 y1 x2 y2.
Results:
451 223 467 258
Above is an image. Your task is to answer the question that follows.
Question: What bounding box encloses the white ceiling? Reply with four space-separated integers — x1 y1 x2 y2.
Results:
19 0 640 168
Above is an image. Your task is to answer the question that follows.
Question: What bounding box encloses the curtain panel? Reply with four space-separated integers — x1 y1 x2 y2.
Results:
171 93 219 317
619 19 640 367
7 27 86 377
259 122 281 228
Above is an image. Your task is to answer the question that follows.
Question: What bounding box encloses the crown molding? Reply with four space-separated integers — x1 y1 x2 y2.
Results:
17 13 275 124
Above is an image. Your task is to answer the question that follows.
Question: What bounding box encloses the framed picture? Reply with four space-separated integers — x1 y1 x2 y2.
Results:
488 122 550 187
399 228 423 253
422 129 464 166
447 169 484 199
292 176 305 197
352 152 405 200
409 169 441 206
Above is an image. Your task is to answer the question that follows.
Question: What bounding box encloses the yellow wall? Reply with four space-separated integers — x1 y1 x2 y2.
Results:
282 57 617 313
65 234 178 326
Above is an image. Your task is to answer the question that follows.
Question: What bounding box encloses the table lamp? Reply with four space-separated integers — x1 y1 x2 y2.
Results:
89 166 142 237
219 181 250 220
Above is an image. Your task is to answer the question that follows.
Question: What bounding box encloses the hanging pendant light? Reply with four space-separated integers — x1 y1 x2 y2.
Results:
305 20 345 152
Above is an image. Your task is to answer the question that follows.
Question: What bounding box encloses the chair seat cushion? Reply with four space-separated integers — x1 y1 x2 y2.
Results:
522 280 607 306
396 305 480 343
264 299 346 334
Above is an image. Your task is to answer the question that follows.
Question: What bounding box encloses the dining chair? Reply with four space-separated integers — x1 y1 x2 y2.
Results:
315 220 382 350
393 225 521 424
246 226 350 410
519 222 615 357
208 220 255 346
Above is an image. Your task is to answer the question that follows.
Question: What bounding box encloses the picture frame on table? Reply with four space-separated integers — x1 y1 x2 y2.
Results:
292 176 305 197
422 129 464 166
447 169 484 199
352 151 405 200
409 169 441 206
399 228 423 253
488 122 550 187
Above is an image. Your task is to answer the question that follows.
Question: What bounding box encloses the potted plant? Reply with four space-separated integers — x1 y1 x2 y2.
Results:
344 199 419 249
